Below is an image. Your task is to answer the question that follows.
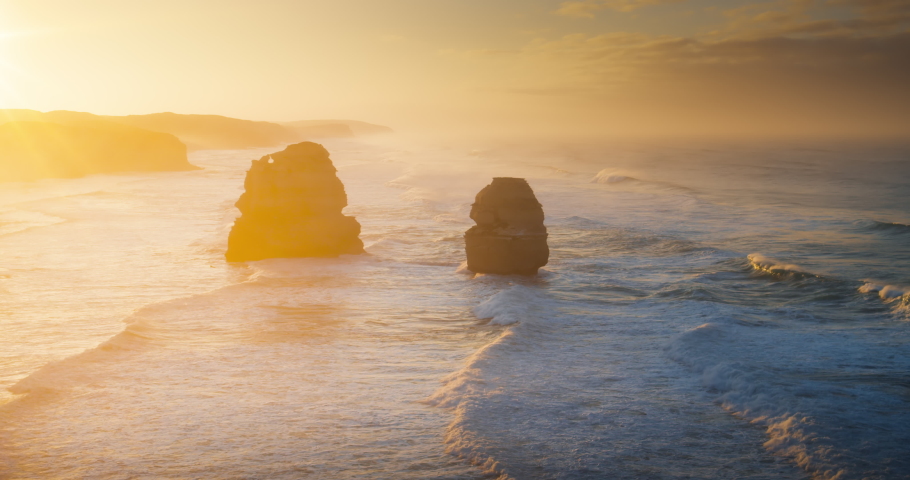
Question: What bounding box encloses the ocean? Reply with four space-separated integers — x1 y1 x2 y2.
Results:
0 136 908 479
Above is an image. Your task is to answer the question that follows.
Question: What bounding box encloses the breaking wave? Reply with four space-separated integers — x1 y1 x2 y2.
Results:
592 170 638 185
859 282 909 299
747 254 821 281
426 285 556 479
473 285 546 326
859 282 910 316
667 323 847 480
863 220 910 235
4 276 270 398
9 313 171 396
591 169 697 195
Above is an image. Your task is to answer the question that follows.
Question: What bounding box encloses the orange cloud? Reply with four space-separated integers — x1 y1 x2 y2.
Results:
447 0 910 136
555 0 687 18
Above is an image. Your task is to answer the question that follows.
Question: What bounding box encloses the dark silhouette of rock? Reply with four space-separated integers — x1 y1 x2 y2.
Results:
464 177 549 275
0 121 195 182
226 142 364 261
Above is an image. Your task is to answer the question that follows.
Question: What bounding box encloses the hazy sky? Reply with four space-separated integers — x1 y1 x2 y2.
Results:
1 0 908 136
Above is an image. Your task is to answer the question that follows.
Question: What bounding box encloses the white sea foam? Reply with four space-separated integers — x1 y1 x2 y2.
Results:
426 330 520 479
364 236 419 251
473 285 544 325
425 284 558 478
860 282 910 317
4 137 909 479
859 282 909 299
747 253 818 279
747 253 803 273
592 169 636 184
664 321 902 480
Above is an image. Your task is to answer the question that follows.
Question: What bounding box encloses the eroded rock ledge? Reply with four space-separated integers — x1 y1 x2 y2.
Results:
226 142 364 261
464 177 549 275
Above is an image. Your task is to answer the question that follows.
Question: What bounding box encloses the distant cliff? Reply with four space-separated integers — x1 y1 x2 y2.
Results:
0 110 393 151
0 121 195 182
106 113 299 151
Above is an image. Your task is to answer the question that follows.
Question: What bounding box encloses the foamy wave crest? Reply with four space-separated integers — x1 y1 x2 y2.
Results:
865 221 910 234
747 254 818 280
428 287 554 405
667 323 847 479
859 282 908 299
592 169 636 184
474 285 542 325
425 327 518 478
426 285 554 479
591 169 698 197
6 286 253 397
364 236 419 252
859 282 910 316
8 318 157 396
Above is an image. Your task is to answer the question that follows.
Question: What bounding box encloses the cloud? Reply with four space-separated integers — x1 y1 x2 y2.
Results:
716 0 910 38
509 1 910 135
524 23 910 84
438 0 910 135
829 0 910 16
555 0 686 18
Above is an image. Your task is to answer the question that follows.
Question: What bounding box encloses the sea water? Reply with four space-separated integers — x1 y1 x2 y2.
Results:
0 136 908 479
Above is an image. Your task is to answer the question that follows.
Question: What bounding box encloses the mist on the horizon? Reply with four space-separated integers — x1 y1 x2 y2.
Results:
0 0 908 138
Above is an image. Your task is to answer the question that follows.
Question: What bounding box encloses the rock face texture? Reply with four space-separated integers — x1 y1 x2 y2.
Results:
225 142 364 261
464 177 549 275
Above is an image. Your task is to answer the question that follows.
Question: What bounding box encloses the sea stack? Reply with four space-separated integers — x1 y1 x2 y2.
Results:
225 142 364 261
464 177 549 275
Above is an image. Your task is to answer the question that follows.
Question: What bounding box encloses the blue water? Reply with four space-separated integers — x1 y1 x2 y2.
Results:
0 137 908 479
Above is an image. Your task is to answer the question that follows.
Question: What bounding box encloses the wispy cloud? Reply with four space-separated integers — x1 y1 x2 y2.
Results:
435 0 909 134
829 0 910 16
541 0 910 83
555 0 687 18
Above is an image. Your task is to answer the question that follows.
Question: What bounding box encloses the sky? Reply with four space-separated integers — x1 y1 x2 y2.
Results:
0 0 908 137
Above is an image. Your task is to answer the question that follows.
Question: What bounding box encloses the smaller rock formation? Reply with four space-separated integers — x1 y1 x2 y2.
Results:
464 177 549 275
225 142 364 261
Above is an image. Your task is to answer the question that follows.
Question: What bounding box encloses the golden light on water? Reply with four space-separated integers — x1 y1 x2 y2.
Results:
0 1 908 473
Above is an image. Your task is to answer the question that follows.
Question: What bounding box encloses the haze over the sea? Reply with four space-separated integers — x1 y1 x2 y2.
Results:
1 2 909 480
0 0 907 138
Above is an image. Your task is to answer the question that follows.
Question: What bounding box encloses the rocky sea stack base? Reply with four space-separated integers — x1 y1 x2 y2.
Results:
464 177 549 275
226 142 364 262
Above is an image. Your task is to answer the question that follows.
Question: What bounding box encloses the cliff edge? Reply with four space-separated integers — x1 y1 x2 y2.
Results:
0 121 194 182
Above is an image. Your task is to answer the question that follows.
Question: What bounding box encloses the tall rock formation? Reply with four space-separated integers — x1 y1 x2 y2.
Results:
464 177 549 275
225 142 364 261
